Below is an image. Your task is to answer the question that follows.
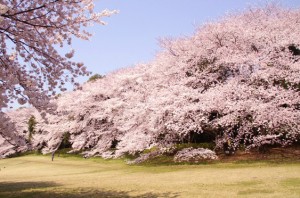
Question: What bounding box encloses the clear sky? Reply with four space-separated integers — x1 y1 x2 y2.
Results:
71 0 300 82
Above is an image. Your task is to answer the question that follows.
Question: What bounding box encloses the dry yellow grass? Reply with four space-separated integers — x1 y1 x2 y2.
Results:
0 155 299 197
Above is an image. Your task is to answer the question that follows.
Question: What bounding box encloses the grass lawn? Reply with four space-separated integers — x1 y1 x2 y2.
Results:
0 155 299 198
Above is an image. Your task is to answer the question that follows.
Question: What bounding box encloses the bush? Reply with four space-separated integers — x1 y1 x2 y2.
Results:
88 74 103 82
174 148 218 163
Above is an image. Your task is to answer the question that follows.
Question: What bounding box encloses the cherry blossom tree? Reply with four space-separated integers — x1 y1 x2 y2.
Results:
0 0 116 110
4 5 300 158
0 0 116 154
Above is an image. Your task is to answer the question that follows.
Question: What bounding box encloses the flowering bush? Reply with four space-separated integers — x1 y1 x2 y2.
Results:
174 148 218 163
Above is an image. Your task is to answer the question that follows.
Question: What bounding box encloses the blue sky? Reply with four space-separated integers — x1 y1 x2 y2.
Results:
72 0 300 82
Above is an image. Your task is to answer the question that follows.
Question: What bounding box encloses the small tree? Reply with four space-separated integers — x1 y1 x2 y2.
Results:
27 115 37 142
88 74 104 82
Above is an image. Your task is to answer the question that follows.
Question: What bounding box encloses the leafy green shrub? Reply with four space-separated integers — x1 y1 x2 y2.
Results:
27 116 37 142
142 146 159 154
88 74 103 82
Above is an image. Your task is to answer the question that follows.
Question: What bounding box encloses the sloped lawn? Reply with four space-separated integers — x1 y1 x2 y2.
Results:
0 155 299 198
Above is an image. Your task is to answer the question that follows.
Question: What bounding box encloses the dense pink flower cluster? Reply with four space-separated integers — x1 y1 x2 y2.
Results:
174 148 218 162
3 6 300 158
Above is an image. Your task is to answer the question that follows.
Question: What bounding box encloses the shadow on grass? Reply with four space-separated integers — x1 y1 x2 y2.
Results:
0 181 179 198
0 181 56 191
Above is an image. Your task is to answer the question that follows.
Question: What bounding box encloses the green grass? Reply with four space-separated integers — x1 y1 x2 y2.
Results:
0 155 300 198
